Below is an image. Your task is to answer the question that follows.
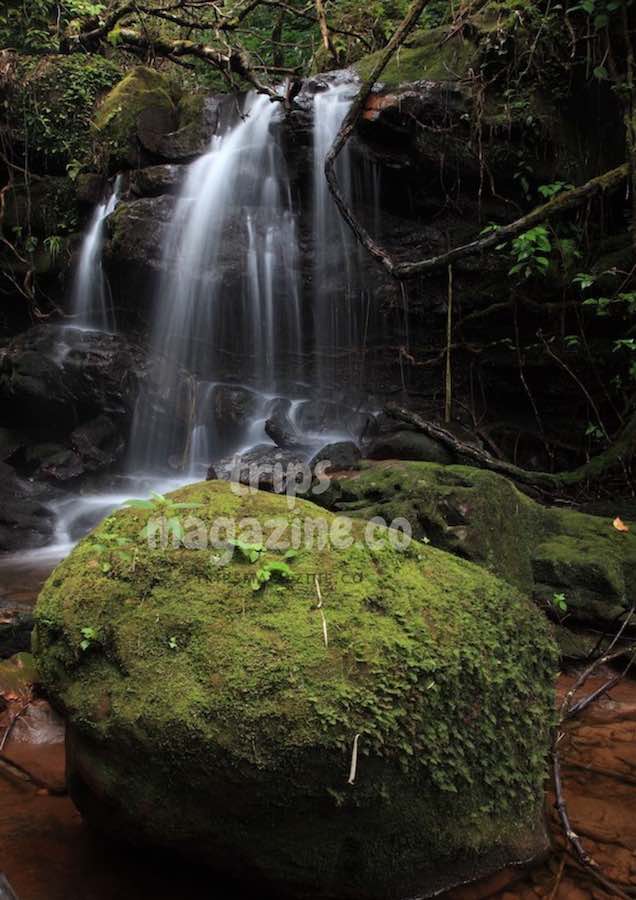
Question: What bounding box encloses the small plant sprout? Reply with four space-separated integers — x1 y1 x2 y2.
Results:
80 626 98 651
125 492 203 543
551 593 568 614
91 534 135 573
167 636 179 651
230 539 266 564
251 560 293 592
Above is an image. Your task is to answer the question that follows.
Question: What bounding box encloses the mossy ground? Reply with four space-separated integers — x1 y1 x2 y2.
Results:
34 481 556 897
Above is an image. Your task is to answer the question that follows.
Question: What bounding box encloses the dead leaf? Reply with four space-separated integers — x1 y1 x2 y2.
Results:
613 517 630 533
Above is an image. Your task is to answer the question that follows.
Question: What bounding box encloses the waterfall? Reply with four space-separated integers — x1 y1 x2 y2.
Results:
128 92 303 473
70 175 122 332
312 82 375 392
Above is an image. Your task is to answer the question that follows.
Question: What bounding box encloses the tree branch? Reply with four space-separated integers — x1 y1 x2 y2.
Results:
385 402 636 491
315 0 338 63
116 27 283 99
323 0 629 279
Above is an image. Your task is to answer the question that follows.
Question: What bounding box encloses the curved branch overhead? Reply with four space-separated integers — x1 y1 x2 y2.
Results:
323 0 630 279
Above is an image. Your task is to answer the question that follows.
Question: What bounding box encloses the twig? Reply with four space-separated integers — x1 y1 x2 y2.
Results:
444 264 453 423
314 575 328 648
552 751 631 899
551 621 636 900
547 854 566 900
0 701 30 753
347 733 360 785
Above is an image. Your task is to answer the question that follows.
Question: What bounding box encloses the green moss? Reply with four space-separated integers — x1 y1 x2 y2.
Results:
317 462 636 628
317 461 543 593
355 26 478 86
34 481 555 897
93 66 176 170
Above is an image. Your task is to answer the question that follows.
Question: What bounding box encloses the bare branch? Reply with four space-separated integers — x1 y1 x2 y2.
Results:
116 27 283 99
315 0 338 63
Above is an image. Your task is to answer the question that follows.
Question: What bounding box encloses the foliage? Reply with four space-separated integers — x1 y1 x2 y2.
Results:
576 276 636 384
8 54 121 173
499 226 552 280
551 592 568 613
125 491 203 544
79 626 99 652
250 559 294 592
0 1 103 53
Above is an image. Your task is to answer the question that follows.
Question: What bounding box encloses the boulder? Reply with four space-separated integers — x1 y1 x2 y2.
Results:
0 325 143 434
0 610 35 659
366 430 454 464
34 481 556 899
94 69 219 171
0 462 56 552
76 173 107 206
130 164 185 197
310 441 361 472
293 400 375 441
316 461 636 630
265 399 310 451
93 66 178 170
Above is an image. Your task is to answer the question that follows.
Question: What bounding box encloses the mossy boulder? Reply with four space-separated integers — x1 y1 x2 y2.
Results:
317 462 636 629
34 481 556 899
94 66 178 170
93 67 212 171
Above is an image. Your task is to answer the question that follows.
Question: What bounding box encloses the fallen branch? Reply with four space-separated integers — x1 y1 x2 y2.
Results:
552 637 636 900
315 0 338 63
0 753 66 795
324 0 432 272
385 402 636 491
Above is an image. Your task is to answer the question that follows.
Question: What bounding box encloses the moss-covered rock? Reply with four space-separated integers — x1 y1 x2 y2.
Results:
93 66 178 170
316 462 636 629
355 25 478 87
34 481 556 899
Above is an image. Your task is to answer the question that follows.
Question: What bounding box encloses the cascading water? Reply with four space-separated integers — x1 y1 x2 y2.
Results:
70 175 122 332
0 80 385 595
312 82 378 392
129 92 304 473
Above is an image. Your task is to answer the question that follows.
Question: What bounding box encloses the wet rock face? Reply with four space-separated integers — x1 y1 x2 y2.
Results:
310 440 361 472
0 325 175 549
0 609 35 659
129 164 185 198
0 462 56 552
0 325 142 434
35 480 556 900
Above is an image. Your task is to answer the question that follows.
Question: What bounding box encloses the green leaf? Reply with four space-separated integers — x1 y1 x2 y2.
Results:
123 499 155 509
